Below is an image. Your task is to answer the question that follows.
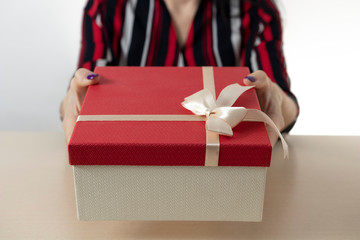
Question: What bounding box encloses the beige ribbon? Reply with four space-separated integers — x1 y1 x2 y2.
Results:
77 67 288 166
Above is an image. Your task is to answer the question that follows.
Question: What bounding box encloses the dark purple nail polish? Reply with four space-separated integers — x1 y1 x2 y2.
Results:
87 73 99 80
245 75 256 82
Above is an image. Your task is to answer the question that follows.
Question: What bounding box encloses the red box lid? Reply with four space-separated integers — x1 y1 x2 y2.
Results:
68 67 272 166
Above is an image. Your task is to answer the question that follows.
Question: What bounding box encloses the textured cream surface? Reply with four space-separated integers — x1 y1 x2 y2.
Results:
73 165 267 221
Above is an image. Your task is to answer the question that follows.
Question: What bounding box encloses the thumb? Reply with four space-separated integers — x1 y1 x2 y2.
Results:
243 70 270 93
70 68 100 91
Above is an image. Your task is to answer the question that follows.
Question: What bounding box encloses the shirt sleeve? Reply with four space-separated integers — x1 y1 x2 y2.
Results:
243 0 299 131
78 0 108 71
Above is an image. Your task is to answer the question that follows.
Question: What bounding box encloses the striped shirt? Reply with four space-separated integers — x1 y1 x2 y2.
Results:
78 0 298 107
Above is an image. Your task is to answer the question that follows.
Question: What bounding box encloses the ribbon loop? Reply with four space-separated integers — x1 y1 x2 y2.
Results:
181 88 216 116
181 83 254 137
216 84 254 107
207 115 234 137
212 107 247 129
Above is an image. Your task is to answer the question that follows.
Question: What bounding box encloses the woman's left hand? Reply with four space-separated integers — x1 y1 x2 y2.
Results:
243 70 298 146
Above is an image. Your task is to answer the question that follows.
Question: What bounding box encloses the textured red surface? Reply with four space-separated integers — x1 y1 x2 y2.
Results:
69 67 272 166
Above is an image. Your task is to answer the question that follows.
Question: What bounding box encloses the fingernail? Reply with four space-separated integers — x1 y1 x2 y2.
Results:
87 73 99 80
245 75 256 82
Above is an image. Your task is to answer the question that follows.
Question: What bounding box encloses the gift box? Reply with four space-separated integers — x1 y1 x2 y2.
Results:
69 67 281 221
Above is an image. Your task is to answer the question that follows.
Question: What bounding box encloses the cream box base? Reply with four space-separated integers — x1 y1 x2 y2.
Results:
73 165 267 221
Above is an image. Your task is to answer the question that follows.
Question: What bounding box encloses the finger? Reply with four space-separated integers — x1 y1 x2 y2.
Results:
243 70 272 112
267 103 285 131
61 94 79 144
62 116 76 145
265 99 285 146
70 68 100 91
62 109 77 145
243 70 271 93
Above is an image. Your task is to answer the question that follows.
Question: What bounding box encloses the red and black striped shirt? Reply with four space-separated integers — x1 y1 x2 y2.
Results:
78 0 297 106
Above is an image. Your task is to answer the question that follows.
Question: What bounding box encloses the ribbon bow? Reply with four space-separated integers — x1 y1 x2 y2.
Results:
182 84 253 136
182 83 289 159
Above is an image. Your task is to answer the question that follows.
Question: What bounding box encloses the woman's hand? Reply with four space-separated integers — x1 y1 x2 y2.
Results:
243 70 298 146
60 68 100 144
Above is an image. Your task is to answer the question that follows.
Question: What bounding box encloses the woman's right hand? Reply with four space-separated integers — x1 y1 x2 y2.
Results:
60 68 100 144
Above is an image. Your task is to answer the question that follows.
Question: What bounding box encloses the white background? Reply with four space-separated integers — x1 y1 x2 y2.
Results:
1 0 359 135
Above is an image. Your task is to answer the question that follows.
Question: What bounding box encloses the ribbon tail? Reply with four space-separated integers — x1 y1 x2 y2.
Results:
181 89 216 116
216 84 254 107
244 109 289 160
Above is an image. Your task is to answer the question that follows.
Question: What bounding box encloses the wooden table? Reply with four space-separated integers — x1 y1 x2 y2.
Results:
0 132 359 239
